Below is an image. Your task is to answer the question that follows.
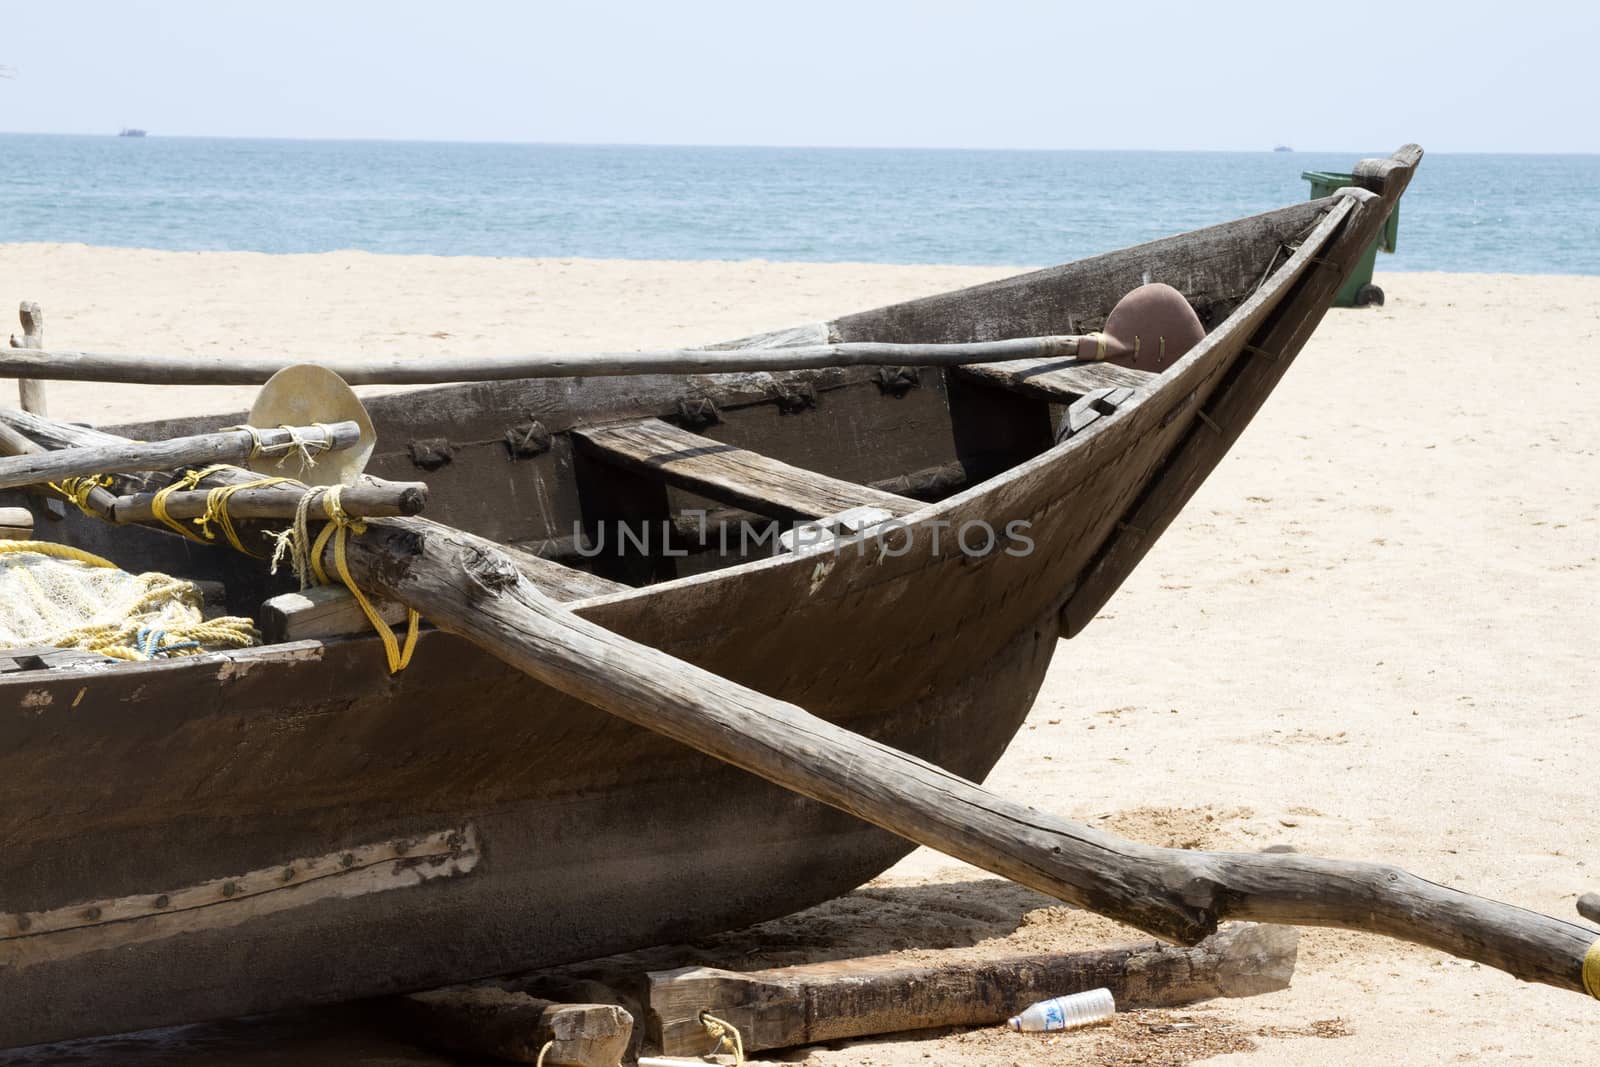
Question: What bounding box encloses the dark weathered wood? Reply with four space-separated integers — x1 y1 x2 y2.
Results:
381 989 632 1066
1579 894 1600 925
1062 148 1424 634
0 334 1155 387
330 515 1600 999
958 358 1154 404
649 923 1296 1055
574 418 917 521
0 418 361 493
111 478 428 524
10 301 48 415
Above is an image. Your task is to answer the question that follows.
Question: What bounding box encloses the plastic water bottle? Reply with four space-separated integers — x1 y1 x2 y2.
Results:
1007 987 1116 1032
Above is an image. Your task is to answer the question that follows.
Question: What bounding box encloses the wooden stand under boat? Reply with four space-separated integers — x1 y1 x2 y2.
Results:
0 148 1468 1048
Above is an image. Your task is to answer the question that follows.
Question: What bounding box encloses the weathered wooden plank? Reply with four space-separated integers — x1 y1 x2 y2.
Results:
382 988 632 1066
649 923 1297 1055
958 358 1154 404
0 418 361 492
573 418 916 521
10 301 48 415
259 586 412 644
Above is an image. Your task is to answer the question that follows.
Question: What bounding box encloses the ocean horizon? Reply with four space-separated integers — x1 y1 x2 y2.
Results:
1 134 1595 274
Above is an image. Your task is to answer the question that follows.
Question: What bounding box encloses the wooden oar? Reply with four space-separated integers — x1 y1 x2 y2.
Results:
4 408 1596 1003
0 420 361 492
0 286 1202 386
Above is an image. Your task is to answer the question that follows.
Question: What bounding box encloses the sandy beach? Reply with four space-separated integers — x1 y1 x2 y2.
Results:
1 245 1596 1066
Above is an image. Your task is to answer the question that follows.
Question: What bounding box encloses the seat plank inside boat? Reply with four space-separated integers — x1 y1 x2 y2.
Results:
574 418 918 521
957 358 1155 404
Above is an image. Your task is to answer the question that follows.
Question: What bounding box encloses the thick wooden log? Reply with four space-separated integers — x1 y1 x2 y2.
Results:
1579 894 1600 925
383 988 632 1066
9 301 48 415
110 478 428 524
649 923 1296 1055
0 419 361 492
327 515 1600 1000
0 334 1123 387
574 418 917 521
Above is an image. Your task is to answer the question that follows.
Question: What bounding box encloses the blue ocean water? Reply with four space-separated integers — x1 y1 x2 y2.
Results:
0 134 1595 273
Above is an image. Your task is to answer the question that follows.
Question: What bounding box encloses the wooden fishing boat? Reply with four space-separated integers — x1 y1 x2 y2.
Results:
0 147 1419 1048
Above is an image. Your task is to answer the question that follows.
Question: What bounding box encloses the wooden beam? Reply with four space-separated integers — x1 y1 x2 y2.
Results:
112 478 429 525
10 301 48 415
649 923 1297 1055
0 333 1124 388
262 545 625 642
325 513 1600 1000
958 357 1154 405
0 419 362 493
381 988 632 1066
573 418 916 521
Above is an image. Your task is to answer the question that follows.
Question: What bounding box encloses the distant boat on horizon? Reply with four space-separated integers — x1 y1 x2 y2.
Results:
1273 145 1293 152
118 128 147 138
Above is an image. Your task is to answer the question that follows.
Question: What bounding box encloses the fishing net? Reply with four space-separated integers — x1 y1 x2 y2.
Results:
0 541 258 661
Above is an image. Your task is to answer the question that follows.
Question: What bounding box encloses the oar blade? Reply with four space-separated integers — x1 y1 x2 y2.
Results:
1100 283 1206 373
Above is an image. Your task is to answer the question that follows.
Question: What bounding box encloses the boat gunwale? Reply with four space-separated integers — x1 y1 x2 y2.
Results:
0 195 1353 683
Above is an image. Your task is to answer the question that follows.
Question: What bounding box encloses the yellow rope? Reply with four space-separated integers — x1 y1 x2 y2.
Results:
50 474 112 516
150 465 229 542
700 1012 745 1066
0 540 258 660
1584 939 1600 999
197 475 294 555
294 486 418 675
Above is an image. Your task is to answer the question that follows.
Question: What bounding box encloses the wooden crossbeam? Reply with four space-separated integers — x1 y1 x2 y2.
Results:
958 357 1154 404
573 418 917 521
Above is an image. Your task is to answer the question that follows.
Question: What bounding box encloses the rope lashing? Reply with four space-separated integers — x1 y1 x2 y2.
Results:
222 422 340 471
1585 939 1600 999
273 485 420 675
50 474 112 517
699 1011 746 1065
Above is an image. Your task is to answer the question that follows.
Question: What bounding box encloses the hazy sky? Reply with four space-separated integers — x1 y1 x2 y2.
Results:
3 1 1595 152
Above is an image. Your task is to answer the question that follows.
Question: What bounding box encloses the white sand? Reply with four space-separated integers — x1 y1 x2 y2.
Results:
1 245 1596 1064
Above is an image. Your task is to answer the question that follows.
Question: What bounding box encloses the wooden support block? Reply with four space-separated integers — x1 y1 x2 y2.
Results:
385 987 632 1066
958 357 1154 405
0 505 33 539
648 923 1296 1056
574 417 916 521
260 585 410 643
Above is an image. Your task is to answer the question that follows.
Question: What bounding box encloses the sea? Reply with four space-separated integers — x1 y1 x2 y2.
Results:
0 134 1595 274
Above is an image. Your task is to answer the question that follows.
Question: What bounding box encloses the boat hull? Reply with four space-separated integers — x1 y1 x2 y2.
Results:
0 147 1420 1047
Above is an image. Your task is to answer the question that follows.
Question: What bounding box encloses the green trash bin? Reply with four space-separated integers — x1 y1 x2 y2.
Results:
1302 170 1400 307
